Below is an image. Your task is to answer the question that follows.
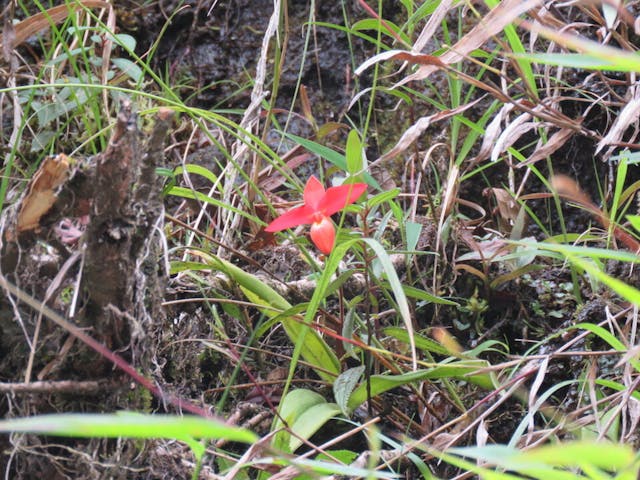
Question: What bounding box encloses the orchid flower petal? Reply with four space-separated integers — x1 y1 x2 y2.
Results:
303 176 325 211
319 183 368 216
264 205 315 232
309 216 335 254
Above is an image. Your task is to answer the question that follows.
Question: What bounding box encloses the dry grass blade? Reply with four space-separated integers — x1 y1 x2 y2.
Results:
470 103 515 166
520 17 640 69
355 0 544 85
0 1 111 50
491 112 536 163
596 93 640 155
374 99 481 166
519 127 576 167
412 0 453 53
551 174 640 251
355 50 445 77
218 0 280 252
487 188 520 228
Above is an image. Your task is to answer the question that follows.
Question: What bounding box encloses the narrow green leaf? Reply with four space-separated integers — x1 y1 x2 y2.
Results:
111 57 143 83
363 238 417 369
572 322 640 372
383 327 452 357
609 154 628 230
0 412 257 443
345 129 363 175
568 256 640 308
368 188 400 208
276 457 399 478
405 221 422 252
627 215 640 233
204 254 340 381
289 402 342 452
273 389 331 453
351 18 411 45
513 52 640 72
167 186 257 222
173 164 220 186
519 441 635 470
346 362 494 412
398 284 459 306
334 366 365 416
516 240 640 263
285 133 381 189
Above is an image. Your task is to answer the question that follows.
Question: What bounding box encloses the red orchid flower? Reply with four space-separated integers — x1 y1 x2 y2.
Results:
265 176 367 254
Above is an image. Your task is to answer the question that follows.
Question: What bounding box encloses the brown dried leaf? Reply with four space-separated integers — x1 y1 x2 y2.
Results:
375 99 481 165
299 85 315 126
491 112 534 162
354 49 445 77
488 188 520 226
596 95 640 155
0 1 111 50
456 237 511 263
17 154 71 233
412 0 454 53
469 103 515 166
550 174 595 210
356 0 544 85
519 127 576 167
435 163 459 254
551 174 640 251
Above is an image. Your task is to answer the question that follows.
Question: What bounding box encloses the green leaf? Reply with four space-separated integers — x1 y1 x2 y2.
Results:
111 58 144 83
289 402 342 452
345 129 363 175
272 389 341 453
398 284 459 306
276 457 399 479
383 327 452 357
367 188 400 209
521 442 635 470
351 18 411 45
346 362 494 412
516 240 640 263
285 133 381 189
334 366 365 416
173 164 220 186
362 238 417 369
341 307 359 359
167 186 257 222
315 449 359 464
279 389 326 421
568 255 640 308
627 215 640 233
0 412 257 444
513 52 640 72
113 33 137 52
204 254 340 381
572 322 640 372
405 221 422 252
447 441 638 479
596 379 640 402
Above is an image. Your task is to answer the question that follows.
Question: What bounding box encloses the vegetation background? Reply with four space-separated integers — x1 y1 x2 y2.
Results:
1 0 640 478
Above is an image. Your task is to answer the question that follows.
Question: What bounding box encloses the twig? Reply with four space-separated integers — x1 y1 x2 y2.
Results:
0 380 116 394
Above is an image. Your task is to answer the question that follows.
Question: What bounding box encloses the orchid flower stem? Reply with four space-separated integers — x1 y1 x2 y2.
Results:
359 207 375 417
335 264 346 359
